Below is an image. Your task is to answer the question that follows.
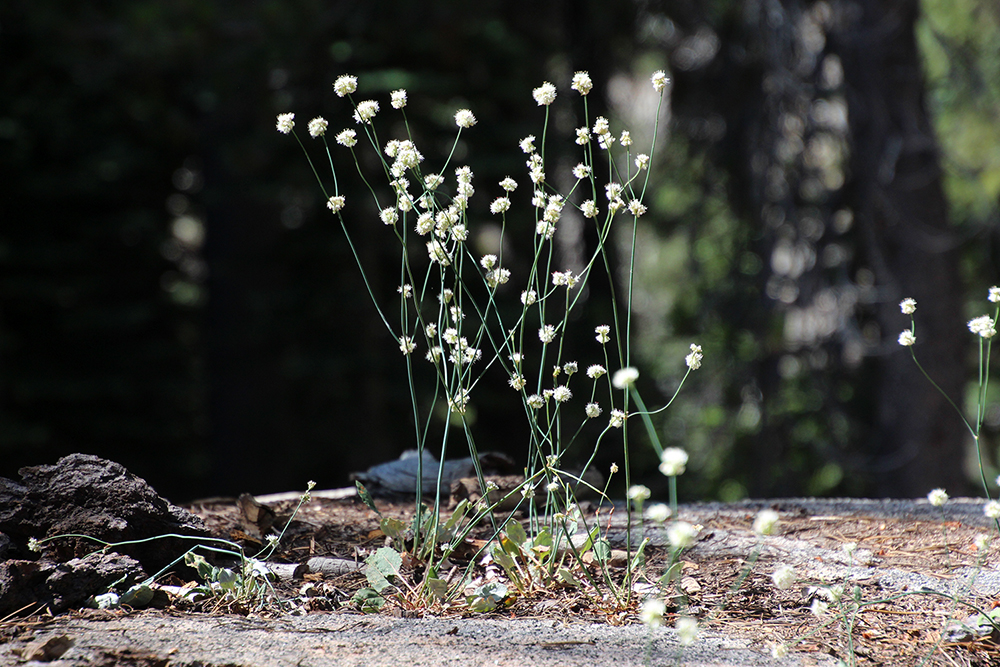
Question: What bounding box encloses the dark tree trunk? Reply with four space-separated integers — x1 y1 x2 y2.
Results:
836 0 969 496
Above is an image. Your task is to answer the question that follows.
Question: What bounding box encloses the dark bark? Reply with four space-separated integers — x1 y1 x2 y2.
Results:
835 0 969 496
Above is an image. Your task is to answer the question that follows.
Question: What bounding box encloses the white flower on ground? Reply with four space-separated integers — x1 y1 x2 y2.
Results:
842 542 857 557
985 500 1000 519
326 196 346 213
585 402 602 419
651 70 670 92
571 71 593 95
667 521 700 549
533 81 557 106
454 109 477 128
898 330 916 347
676 617 698 646
771 564 796 590
927 488 949 507
659 447 688 477
612 367 639 389
333 75 357 97
587 364 606 379
27 537 41 552
552 385 572 403
390 89 407 109
609 409 625 428
810 599 829 617
307 117 328 137
647 503 671 523
990 287 1000 303
628 485 651 502
976 534 991 551
753 509 780 535
969 315 997 338
353 100 379 124
639 598 665 627
335 129 357 147
275 113 295 134
900 297 916 314
770 643 788 659
686 344 703 370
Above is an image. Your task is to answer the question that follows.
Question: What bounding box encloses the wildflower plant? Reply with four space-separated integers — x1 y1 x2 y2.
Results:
898 289 1000 531
278 70 700 607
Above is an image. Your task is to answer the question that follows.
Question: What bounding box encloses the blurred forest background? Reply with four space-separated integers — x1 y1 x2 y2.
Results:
2 0 1000 502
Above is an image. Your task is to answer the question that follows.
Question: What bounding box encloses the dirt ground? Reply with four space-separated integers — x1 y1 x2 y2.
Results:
4 495 1000 666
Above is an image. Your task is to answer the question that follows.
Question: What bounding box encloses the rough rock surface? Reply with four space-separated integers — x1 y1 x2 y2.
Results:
0 551 146 617
0 453 209 571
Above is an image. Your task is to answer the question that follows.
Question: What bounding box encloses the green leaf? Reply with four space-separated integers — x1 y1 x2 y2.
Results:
528 527 553 555
380 516 406 541
216 567 238 590
364 546 402 593
90 592 120 609
120 584 153 607
575 524 600 555
425 577 448 601
467 581 508 612
352 587 385 612
356 481 382 517
442 499 470 532
629 537 650 573
592 538 611 563
184 552 217 582
504 520 528 547
660 561 683 585
491 545 518 574
555 567 579 586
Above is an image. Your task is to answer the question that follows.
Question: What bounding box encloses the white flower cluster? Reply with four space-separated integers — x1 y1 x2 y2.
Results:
658 447 688 476
969 315 997 339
